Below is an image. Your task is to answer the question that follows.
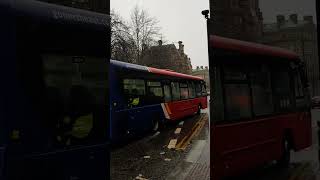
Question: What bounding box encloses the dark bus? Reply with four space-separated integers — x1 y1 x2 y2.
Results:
0 1 109 179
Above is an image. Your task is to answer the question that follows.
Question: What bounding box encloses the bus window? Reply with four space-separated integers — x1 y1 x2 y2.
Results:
201 83 207 96
163 84 172 102
188 82 196 98
224 84 252 120
42 54 108 146
180 83 189 100
123 79 146 95
250 65 274 116
147 81 164 99
294 72 304 98
171 82 180 100
123 79 145 107
272 70 293 111
294 71 306 108
196 82 202 97
223 66 252 120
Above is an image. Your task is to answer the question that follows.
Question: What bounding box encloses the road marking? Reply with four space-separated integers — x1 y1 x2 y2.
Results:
168 139 177 149
175 128 182 134
175 115 207 151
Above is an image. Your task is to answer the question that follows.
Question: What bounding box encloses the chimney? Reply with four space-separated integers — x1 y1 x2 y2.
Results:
289 14 298 24
178 41 184 54
303 16 313 24
276 15 285 27
200 66 204 69
158 40 162 46
196 66 199 70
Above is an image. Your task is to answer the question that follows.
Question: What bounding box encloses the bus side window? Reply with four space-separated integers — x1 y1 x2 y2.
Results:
180 82 189 99
123 79 145 107
294 72 304 98
201 82 207 96
171 82 180 101
250 66 274 116
188 82 196 99
147 81 164 104
271 70 293 111
294 72 306 108
223 66 252 120
195 82 202 97
163 84 172 102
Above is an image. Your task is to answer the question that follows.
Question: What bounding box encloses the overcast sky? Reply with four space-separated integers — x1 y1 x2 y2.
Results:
111 0 317 67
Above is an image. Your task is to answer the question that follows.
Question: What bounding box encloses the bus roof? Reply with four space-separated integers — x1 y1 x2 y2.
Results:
1 0 109 28
210 35 300 60
111 60 203 81
0 0 109 56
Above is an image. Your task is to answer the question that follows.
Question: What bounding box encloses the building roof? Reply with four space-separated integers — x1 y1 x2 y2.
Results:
210 35 300 60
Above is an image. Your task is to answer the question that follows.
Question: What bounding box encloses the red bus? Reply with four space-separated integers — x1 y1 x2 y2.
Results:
209 35 312 179
110 60 208 142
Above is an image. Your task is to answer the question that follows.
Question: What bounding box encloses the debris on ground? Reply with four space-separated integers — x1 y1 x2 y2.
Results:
143 156 151 159
160 152 166 155
164 158 172 162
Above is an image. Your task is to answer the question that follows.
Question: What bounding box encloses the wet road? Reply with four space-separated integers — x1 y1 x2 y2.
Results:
110 111 210 180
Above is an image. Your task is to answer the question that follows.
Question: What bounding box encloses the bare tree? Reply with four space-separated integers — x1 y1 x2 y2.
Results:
110 10 135 63
129 5 161 63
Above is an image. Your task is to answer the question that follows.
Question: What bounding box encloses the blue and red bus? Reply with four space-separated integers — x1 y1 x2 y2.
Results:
209 35 312 179
110 60 208 143
0 1 109 179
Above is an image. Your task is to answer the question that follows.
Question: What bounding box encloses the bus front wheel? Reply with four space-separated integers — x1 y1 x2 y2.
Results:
276 138 291 168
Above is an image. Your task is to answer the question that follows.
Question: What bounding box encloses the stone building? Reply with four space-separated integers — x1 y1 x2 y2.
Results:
139 40 193 74
192 66 210 91
38 0 108 14
210 0 263 41
261 14 320 96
